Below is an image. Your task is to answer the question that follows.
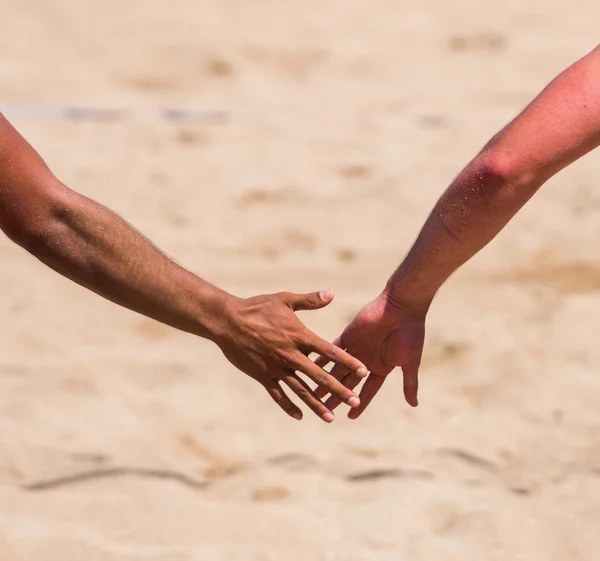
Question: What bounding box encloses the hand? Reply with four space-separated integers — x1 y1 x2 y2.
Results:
314 292 426 419
213 289 368 423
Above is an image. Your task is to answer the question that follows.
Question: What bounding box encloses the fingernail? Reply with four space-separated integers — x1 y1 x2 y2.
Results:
323 411 335 423
319 289 333 301
348 396 360 408
357 366 368 377
293 413 303 420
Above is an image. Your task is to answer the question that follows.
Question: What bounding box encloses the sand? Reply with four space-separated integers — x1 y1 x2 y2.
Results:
1 1 600 559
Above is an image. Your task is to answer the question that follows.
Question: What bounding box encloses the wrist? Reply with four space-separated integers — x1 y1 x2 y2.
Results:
189 284 239 343
382 277 434 319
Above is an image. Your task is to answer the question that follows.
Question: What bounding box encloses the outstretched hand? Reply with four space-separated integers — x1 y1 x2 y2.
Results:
213 289 368 423
314 292 427 418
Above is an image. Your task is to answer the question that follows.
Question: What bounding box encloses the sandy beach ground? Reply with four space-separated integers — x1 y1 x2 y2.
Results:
1 1 600 559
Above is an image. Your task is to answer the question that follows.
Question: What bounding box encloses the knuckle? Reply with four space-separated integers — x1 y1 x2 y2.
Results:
276 292 291 305
323 376 340 392
295 386 310 400
266 383 279 394
309 401 325 414
311 370 327 386
292 332 309 348
279 352 297 368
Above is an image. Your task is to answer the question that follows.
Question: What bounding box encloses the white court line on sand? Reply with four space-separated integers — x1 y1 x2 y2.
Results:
0 102 256 124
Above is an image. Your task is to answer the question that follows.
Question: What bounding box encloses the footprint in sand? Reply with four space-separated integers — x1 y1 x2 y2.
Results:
251 485 291 502
267 453 319 471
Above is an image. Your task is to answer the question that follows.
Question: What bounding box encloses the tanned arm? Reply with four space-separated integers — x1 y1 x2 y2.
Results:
0 114 367 422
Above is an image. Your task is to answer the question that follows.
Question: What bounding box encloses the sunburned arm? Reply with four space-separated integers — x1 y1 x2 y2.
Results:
387 43 600 311
0 114 367 422
313 44 600 415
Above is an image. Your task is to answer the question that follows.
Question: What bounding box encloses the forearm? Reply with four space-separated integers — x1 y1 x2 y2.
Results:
0 114 233 340
22 185 231 341
386 153 538 310
387 44 600 311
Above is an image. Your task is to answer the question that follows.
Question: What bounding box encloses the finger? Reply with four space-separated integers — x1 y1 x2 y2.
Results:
295 355 360 408
402 363 420 407
265 383 303 420
323 368 363 411
348 374 387 419
311 336 341 373
313 359 347 400
282 373 335 423
281 289 334 312
313 385 329 400
313 355 330 369
308 336 368 379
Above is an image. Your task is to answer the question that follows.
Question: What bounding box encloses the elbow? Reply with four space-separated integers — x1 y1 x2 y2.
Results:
15 219 64 261
2 183 69 258
472 149 543 200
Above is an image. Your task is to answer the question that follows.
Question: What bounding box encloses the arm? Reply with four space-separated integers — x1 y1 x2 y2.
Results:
316 44 600 417
389 43 600 310
0 114 367 422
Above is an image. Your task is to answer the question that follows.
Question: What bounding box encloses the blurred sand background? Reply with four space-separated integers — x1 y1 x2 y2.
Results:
1 1 600 560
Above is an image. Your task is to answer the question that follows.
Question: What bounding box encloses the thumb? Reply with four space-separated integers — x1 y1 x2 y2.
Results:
284 289 335 311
